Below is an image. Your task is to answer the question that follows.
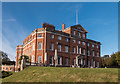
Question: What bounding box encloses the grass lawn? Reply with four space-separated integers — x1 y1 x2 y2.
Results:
2 66 118 82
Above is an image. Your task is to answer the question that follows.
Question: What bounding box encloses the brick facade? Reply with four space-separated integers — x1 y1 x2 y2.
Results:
16 23 101 69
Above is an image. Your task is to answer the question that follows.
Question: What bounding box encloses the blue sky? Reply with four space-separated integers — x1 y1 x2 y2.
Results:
2 2 118 61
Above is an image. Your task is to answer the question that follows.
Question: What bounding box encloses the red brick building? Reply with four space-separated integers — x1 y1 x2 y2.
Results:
16 23 101 69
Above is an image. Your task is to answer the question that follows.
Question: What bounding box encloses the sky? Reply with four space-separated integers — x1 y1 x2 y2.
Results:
2 2 118 61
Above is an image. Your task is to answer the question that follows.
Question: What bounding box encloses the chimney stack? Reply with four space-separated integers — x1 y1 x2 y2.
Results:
62 23 65 31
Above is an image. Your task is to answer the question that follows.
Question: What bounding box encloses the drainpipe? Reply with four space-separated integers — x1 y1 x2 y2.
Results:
35 29 38 65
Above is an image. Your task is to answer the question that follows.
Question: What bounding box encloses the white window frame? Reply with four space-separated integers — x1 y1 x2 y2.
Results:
92 44 94 48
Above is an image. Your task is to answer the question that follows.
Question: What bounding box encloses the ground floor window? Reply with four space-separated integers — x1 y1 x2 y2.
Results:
88 60 90 68
83 59 85 67
73 59 75 65
49 56 53 65
32 55 34 63
58 57 60 65
65 58 68 65
93 61 95 67
38 56 41 64
97 62 99 68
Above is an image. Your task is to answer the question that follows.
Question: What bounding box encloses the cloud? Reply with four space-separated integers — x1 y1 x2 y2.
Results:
0 18 16 22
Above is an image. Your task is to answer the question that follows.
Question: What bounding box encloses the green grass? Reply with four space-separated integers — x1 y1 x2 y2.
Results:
2 66 118 82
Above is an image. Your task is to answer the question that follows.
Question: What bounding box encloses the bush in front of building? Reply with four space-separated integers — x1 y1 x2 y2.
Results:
1 71 13 78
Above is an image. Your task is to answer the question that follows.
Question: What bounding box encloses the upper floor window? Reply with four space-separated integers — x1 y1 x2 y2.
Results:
78 32 80 37
77 46 81 54
73 47 75 53
73 39 75 43
87 43 90 47
78 40 80 44
33 35 35 39
30 48 31 55
58 45 61 51
33 43 35 50
50 43 54 50
65 46 68 52
88 50 90 56
97 52 99 57
38 34 42 37
58 36 61 40
65 38 68 42
92 44 94 48
27 50 28 55
92 51 95 56
19 53 21 57
50 34 54 38
97 45 99 48
73 31 75 35
82 42 85 46
83 49 85 55
38 42 42 49
83 33 85 38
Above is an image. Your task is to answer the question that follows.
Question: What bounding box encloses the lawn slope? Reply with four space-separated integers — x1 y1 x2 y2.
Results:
2 66 118 82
